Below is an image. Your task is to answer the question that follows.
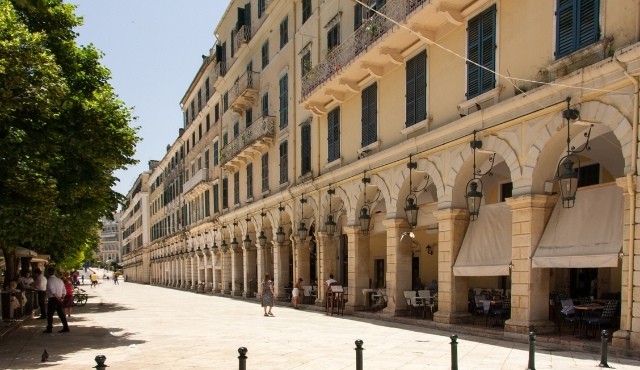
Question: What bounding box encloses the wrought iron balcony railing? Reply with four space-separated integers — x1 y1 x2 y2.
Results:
183 168 211 194
229 70 260 112
302 0 428 100
220 115 276 166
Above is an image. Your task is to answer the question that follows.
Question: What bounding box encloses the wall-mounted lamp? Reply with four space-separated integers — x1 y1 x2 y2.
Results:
258 211 267 247
298 195 309 241
276 204 286 243
243 218 253 249
465 130 495 221
325 187 340 237
426 244 434 255
556 97 592 208
405 154 430 228
220 225 228 253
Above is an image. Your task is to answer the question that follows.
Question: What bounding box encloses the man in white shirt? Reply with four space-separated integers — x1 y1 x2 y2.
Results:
325 274 337 289
33 268 47 319
43 267 69 333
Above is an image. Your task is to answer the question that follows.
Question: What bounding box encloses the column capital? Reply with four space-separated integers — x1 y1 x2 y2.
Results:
382 218 410 228
433 208 468 221
343 225 361 235
506 194 557 209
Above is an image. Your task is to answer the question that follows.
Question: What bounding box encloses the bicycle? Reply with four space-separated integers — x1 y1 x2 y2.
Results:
72 287 88 306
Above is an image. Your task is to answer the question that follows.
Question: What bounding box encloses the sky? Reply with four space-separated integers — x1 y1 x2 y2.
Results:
69 0 231 197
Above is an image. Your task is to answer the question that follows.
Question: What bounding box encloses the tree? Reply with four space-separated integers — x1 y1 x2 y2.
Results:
0 0 139 281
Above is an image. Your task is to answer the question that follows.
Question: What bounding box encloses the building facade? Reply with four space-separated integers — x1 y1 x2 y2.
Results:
98 212 122 264
122 0 640 351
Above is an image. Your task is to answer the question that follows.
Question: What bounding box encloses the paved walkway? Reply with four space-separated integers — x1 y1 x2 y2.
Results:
1 280 640 369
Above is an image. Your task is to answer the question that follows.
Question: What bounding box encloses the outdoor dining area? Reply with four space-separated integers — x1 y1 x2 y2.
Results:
551 293 621 340
469 288 511 327
404 289 438 319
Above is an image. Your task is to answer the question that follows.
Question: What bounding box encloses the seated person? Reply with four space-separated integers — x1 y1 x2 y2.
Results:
325 274 337 292
427 279 438 291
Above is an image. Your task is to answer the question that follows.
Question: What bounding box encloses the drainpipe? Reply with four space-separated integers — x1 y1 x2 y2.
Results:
615 58 638 334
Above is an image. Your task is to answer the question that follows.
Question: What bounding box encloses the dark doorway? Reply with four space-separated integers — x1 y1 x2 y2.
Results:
374 258 385 288
412 256 420 290
570 268 598 298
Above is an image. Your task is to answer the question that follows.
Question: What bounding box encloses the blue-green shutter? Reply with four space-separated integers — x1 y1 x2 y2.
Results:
556 0 599 58
328 107 340 162
361 83 377 147
301 124 311 174
467 5 496 99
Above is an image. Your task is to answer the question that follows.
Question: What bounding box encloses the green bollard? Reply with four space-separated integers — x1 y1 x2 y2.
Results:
355 339 364 370
527 332 536 370
598 330 610 368
94 355 107 370
450 334 458 370
238 347 248 370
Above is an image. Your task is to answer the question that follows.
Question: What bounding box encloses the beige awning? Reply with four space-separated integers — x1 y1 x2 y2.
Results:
453 202 512 276
532 183 623 268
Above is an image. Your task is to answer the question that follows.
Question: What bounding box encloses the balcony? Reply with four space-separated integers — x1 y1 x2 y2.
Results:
220 115 276 171
234 25 252 55
183 168 211 194
229 71 260 113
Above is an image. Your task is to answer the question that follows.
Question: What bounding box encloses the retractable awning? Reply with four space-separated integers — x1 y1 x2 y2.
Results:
14 247 38 258
532 183 623 268
453 202 512 276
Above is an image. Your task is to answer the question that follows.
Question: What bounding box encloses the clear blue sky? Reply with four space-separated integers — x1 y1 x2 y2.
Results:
69 0 231 196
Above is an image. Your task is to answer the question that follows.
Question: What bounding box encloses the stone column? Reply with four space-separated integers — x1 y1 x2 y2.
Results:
613 175 639 349
382 218 412 316
505 195 557 334
204 249 211 291
256 244 265 299
433 209 471 324
211 250 220 293
316 232 337 304
221 251 231 294
273 240 291 300
231 246 243 296
344 226 369 312
243 243 257 298
189 253 197 290
293 236 311 283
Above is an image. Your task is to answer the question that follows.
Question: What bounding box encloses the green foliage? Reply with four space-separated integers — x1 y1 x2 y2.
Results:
0 0 139 265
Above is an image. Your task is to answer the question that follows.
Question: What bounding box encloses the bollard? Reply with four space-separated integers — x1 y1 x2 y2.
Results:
527 332 536 370
450 334 458 370
94 355 107 370
238 347 248 370
355 339 364 370
598 330 610 368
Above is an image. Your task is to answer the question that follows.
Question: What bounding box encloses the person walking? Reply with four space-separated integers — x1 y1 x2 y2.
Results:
113 273 119 285
90 272 98 287
62 273 74 318
291 278 304 309
33 268 47 319
261 273 275 317
43 267 69 333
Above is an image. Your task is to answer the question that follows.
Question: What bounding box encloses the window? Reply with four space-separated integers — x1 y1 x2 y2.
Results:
500 182 513 202
247 163 253 199
230 29 236 59
302 0 312 23
213 141 219 166
223 132 228 146
327 23 340 51
215 103 220 122
301 124 311 175
204 189 210 217
197 89 202 112
198 123 202 140
190 100 195 121
204 149 209 169
258 0 265 18
467 5 496 99
262 92 269 116
246 108 253 127
213 183 220 213
223 92 229 112
279 141 288 184
191 132 196 147
184 110 189 127
234 172 240 205
206 114 210 132
222 178 228 209
205 78 210 101
301 51 311 78
262 40 269 69
261 153 269 192
279 74 288 129
327 107 340 162
361 83 378 147
556 0 600 58
234 122 240 137
406 50 427 127
280 16 289 49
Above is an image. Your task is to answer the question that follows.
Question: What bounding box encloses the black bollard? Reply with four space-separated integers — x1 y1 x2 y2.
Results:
355 339 364 370
450 334 459 370
238 347 248 370
527 332 536 370
94 355 107 370
598 330 610 368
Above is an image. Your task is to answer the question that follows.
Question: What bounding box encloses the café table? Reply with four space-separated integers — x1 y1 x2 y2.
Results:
573 303 604 339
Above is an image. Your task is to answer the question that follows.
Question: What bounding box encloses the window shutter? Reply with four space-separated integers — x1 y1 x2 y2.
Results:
405 56 416 126
467 17 480 98
237 7 245 30
244 3 251 28
467 5 495 98
328 108 340 162
354 4 363 30
362 83 377 147
480 7 496 93
556 0 574 58
578 0 599 49
301 125 311 174
415 51 427 122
